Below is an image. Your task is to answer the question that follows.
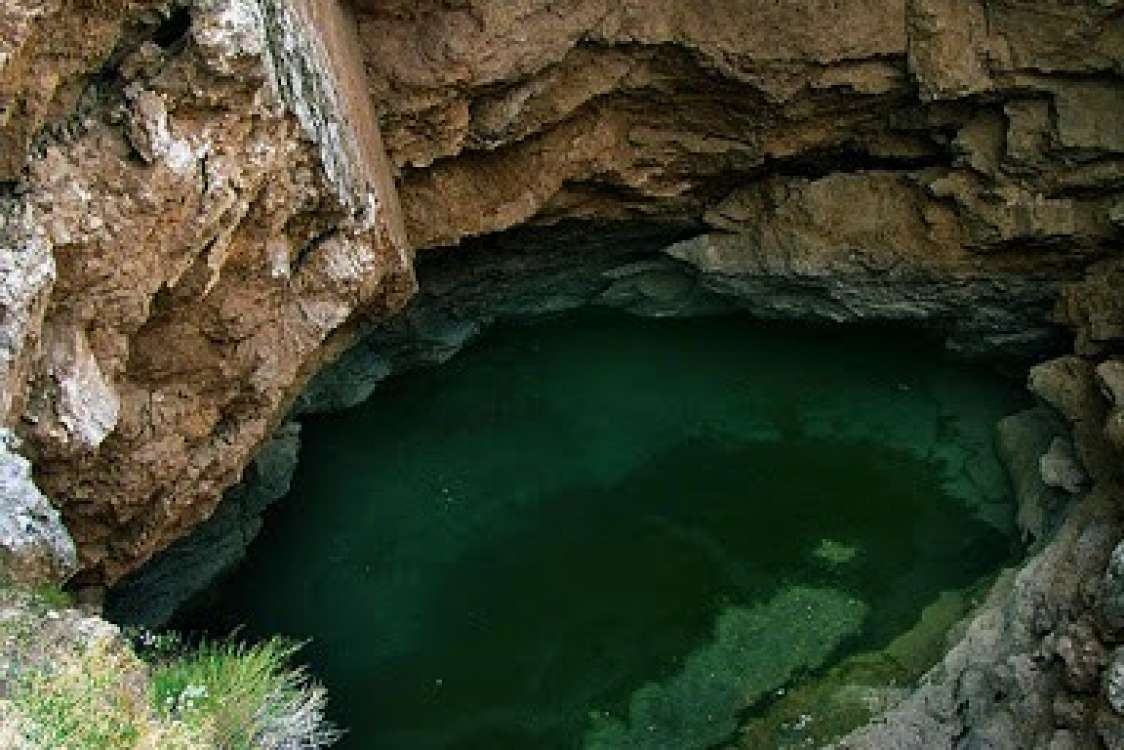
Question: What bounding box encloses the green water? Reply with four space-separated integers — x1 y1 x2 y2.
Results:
194 311 1025 749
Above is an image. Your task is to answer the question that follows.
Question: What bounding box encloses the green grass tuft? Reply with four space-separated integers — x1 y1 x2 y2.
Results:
0 583 338 749
150 636 341 750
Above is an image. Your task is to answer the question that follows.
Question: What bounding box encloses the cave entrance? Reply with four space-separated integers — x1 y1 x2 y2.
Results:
181 309 1023 749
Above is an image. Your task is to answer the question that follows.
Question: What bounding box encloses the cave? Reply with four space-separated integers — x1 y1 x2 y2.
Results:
103 228 1051 748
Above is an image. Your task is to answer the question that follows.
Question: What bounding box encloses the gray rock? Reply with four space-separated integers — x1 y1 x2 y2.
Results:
1052 693 1089 729
0 429 77 584
1100 707 1124 750
835 485 1122 750
24 324 119 455
1105 648 1124 715
1028 357 1103 425
996 408 1069 543
1101 542 1124 632
1053 621 1106 693
1096 360 1124 407
1039 437 1088 495
0 197 55 424
1045 729 1082 750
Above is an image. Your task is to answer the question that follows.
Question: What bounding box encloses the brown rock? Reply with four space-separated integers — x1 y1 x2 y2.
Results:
3 0 413 585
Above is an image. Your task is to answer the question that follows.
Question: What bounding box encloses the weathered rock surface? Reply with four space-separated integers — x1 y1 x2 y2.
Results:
0 0 170 181
104 421 300 626
1 0 412 587
0 430 76 585
996 406 1069 544
1041 436 1089 496
837 354 1124 750
348 0 1121 256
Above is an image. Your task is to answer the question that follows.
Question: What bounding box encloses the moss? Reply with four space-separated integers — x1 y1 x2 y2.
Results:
27 581 73 611
737 588 976 748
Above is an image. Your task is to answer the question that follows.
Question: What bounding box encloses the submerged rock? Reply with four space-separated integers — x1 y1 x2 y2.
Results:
741 588 973 748
812 539 861 567
584 586 868 750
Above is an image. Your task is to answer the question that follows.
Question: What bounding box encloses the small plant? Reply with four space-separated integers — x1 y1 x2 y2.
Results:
28 581 73 611
150 636 341 750
13 642 139 748
9 639 201 750
0 584 338 749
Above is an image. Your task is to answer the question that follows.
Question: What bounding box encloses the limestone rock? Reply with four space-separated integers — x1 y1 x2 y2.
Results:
1054 621 1107 693
1100 710 1124 750
105 421 301 626
0 0 1118 591
1098 361 1124 408
1046 729 1083 750
0 2 1123 746
1039 437 1089 495
3 0 414 585
664 173 1068 354
837 482 1122 750
1101 542 1124 633
1029 358 1103 426
1108 649 1124 714
1054 82 1124 154
0 199 54 426
0 0 169 180
24 324 120 456
1058 261 1124 357
907 0 995 101
0 429 76 584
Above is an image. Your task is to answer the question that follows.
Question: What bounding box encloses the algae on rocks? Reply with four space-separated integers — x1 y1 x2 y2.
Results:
584 587 868 750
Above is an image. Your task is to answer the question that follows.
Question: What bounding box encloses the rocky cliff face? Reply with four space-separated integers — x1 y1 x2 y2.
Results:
1 0 413 587
2 0 1124 747
4 0 1121 589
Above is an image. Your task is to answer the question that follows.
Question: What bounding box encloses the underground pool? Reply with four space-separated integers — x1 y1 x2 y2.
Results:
188 310 1027 749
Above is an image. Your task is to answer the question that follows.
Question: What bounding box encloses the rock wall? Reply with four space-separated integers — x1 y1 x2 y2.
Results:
0 0 413 587
2 0 1120 589
834 355 1124 749
353 0 1120 250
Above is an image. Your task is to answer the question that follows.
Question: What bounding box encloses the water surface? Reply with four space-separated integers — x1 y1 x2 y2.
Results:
194 312 1024 749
